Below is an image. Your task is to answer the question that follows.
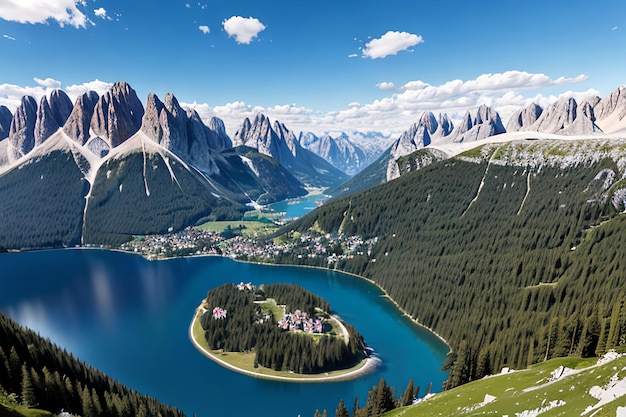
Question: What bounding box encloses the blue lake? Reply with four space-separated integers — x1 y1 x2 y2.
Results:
0 249 448 417
268 192 329 220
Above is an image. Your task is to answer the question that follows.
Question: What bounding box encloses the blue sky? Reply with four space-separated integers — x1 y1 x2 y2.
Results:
0 0 625 136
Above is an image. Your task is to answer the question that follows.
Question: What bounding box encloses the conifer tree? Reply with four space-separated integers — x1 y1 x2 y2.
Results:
401 379 415 407
336 399 350 417
20 365 36 408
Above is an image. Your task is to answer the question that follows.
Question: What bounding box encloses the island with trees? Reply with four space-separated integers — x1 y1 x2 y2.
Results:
189 282 371 381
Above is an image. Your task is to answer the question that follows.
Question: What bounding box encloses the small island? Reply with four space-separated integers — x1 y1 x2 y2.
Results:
189 282 373 382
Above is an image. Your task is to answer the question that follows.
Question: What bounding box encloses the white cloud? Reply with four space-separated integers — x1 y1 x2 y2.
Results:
182 70 593 137
348 53 358 58
34 77 62 89
377 82 395 91
3 34 15 41
0 0 91 29
222 16 266 44
612 26 618 31
0 79 112 111
185 4 191 8
198 25 210 35
94 7 110 20
362 31 423 59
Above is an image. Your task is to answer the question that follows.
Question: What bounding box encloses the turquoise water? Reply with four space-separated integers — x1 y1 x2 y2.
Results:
0 249 448 417
268 192 329 220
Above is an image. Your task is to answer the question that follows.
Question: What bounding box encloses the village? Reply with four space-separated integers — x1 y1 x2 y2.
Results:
277 309 325 334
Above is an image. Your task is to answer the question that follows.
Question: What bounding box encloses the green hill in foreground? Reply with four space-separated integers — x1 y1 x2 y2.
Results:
384 352 626 417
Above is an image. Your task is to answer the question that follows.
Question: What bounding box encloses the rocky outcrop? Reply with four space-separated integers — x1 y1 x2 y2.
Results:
34 90 73 146
233 114 348 187
91 82 144 148
207 117 232 150
528 97 601 135
593 86 626 121
506 103 543 132
0 105 12 140
63 91 100 146
299 132 366 175
8 96 38 160
450 105 506 143
142 92 189 157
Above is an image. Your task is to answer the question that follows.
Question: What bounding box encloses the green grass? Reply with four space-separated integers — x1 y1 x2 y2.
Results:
196 220 278 238
384 355 626 417
0 393 53 417
257 298 286 321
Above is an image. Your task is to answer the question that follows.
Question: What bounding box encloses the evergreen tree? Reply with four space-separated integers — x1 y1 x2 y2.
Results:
20 365 36 408
401 379 415 407
336 399 350 417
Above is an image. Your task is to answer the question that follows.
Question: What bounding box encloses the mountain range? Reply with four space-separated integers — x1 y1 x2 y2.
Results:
0 82 351 248
329 86 626 196
2 83 626 249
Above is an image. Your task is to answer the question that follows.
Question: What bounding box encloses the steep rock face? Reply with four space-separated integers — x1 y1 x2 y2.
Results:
506 103 543 132
142 92 189 157
529 97 601 135
91 82 144 148
34 96 59 146
233 114 348 186
0 105 13 140
593 86 626 121
63 91 99 146
207 117 232 150
436 113 454 137
299 132 366 175
233 114 281 158
450 105 506 143
8 95 38 160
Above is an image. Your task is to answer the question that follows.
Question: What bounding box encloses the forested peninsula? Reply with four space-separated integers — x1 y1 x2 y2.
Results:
191 283 369 380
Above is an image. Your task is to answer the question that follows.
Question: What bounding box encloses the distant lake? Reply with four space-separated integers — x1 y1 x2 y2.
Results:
268 191 329 220
0 249 448 417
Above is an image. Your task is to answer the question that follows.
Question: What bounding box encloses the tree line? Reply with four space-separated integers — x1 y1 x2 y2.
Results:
0 312 185 417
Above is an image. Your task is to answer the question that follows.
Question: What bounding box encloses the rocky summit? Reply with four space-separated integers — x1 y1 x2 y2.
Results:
8 95 38 160
63 91 100 146
90 81 144 148
0 105 12 140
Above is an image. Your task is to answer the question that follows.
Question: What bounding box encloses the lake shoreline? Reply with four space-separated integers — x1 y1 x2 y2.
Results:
188 306 377 383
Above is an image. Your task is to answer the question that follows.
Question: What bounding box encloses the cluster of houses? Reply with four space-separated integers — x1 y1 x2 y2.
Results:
236 282 255 291
278 309 324 334
212 306 227 319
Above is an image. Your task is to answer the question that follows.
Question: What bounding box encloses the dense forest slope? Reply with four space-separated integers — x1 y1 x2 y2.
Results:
283 137 626 388
0 313 185 417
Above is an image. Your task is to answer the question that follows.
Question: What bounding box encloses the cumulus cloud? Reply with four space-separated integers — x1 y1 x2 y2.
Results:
34 77 62 89
0 78 112 111
377 82 395 91
94 8 110 20
198 25 210 35
222 16 266 44
0 0 91 28
179 71 594 137
362 31 423 59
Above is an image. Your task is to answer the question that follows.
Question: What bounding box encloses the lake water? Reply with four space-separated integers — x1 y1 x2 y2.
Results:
0 249 448 417
268 192 329 220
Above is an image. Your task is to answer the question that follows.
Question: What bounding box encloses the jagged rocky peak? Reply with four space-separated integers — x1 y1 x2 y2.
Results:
594 85 626 121
34 90 72 146
420 111 438 135
8 95 38 160
91 81 144 148
0 105 13 140
529 97 601 135
142 92 189 156
450 105 505 143
506 103 543 132
63 91 99 146
437 113 454 136
273 120 298 157
233 113 278 156
207 117 232 150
